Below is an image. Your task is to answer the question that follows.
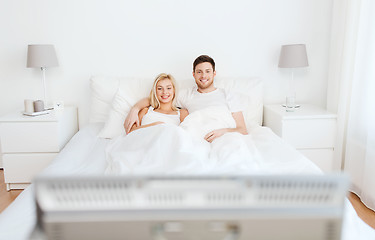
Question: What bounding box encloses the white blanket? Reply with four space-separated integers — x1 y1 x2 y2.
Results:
106 124 211 175
179 106 236 140
105 107 316 175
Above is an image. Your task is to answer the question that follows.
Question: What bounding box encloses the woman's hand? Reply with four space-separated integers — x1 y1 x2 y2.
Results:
124 107 140 134
204 129 228 143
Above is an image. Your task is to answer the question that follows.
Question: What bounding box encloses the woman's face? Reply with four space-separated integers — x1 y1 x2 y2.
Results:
156 79 174 104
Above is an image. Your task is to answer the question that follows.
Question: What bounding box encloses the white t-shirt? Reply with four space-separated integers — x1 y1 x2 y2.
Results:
141 107 180 126
177 87 243 114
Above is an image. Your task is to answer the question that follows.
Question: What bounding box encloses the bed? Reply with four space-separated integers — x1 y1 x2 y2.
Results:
0 76 374 239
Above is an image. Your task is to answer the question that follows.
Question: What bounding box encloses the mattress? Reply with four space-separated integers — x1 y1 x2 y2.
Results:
0 123 374 240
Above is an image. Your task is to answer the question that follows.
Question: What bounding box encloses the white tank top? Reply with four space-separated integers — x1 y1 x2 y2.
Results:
141 107 180 126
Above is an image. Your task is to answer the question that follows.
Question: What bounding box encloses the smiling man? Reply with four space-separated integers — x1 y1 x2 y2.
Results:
124 55 248 142
193 58 216 93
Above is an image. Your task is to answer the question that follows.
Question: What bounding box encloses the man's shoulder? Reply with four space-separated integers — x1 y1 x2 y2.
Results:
214 87 232 98
216 87 233 93
179 86 197 96
216 87 226 93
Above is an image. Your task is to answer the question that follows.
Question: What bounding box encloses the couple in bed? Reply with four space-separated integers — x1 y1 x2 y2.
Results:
105 55 261 175
125 55 247 142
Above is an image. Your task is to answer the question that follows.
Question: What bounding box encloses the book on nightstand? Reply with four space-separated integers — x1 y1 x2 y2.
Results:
22 110 51 116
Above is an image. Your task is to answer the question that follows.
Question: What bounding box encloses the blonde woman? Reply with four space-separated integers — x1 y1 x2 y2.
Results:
129 73 188 133
107 74 209 174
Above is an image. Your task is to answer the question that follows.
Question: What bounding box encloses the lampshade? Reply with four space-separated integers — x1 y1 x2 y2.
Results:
27 44 58 68
278 44 308 68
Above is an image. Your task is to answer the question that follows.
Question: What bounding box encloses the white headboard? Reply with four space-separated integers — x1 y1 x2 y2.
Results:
89 76 263 138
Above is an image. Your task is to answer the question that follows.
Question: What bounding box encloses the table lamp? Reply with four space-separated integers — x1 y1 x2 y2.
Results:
27 44 58 109
278 44 309 111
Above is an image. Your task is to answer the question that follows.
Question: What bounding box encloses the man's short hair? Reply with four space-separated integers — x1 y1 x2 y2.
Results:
193 55 215 72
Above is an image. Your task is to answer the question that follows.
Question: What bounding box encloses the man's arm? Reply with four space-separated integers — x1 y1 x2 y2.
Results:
204 111 248 143
124 98 150 134
230 111 248 135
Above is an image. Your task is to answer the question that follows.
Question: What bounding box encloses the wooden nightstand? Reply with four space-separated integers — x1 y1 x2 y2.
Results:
263 104 337 172
0 107 78 190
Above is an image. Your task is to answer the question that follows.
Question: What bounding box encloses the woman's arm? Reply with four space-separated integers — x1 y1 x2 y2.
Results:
179 109 189 122
204 111 248 143
124 98 151 134
130 121 164 132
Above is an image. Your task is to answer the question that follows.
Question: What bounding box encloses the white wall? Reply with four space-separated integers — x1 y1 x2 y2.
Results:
0 0 333 127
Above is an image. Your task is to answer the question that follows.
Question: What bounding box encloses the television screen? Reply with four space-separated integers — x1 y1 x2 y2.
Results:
30 174 348 240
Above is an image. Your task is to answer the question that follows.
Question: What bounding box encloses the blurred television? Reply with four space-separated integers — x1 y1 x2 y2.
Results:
30 174 348 240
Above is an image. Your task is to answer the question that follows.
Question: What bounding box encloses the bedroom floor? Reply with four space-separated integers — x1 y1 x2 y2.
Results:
0 169 22 212
0 170 374 230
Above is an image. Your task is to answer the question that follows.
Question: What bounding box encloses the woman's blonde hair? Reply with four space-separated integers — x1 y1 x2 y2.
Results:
150 73 178 111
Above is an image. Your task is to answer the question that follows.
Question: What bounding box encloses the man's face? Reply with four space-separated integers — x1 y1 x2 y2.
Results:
193 62 216 92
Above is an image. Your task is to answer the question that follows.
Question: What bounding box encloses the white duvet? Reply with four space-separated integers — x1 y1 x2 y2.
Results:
105 107 319 176
106 124 211 175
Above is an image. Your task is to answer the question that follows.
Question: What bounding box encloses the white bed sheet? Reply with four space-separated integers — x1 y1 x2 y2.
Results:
0 123 374 240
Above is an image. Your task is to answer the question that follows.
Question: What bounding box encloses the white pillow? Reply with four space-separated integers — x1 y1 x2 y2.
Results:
97 89 131 138
89 75 121 123
91 76 263 139
97 78 153 138
215 77 263 131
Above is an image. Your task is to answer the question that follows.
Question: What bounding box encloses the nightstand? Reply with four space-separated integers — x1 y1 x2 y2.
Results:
263 104 337 172
0 107 78 190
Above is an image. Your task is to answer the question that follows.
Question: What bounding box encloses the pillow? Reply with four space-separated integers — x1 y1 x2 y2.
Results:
89 76 120 123
89 76 154 122
91 76 263 139
214 77 263 131
97 89 131 138
97 78 153 138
